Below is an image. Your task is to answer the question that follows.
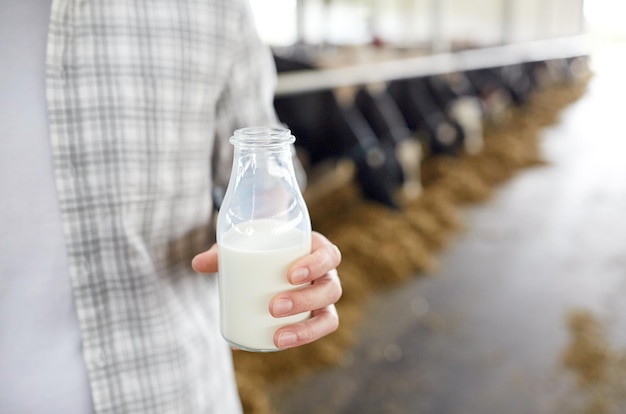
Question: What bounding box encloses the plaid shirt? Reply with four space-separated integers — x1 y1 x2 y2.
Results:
46 0 278 412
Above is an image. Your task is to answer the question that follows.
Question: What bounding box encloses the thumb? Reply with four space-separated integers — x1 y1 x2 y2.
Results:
191 244 219 273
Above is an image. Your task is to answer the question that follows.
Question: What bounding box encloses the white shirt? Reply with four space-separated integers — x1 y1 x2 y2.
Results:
0 1 94 412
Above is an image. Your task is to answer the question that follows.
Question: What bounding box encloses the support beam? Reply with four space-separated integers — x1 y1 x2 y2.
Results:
275 35 589 96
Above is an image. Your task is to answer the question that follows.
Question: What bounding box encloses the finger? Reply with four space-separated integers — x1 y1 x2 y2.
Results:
273 305 339 349
191 244 218 273
288 232 342 285
270 269 342 318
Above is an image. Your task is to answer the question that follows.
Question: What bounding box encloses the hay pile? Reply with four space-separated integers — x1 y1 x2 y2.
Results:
233 73 591 414
560 309 626 414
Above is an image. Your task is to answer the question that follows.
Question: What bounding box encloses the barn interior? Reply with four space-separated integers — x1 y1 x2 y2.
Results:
234 1 626 413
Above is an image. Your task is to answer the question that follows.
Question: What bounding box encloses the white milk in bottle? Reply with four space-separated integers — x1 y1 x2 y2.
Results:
218 219 311 351
216 127 312 352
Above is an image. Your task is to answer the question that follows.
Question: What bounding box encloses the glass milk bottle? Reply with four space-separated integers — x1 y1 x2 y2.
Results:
216 126 312 352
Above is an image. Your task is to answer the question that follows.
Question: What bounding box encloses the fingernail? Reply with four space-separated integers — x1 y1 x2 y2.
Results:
291 267 309 284
273 298 293 316
277 331 298 348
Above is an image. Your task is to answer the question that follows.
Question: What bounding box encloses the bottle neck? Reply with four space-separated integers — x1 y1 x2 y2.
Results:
231 127 297 180
228 127 299 188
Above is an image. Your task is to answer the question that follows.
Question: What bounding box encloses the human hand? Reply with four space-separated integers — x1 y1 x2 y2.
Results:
191 231 342 350
269 231 342 349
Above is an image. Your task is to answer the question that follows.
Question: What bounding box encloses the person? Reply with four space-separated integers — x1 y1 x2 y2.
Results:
0 1 342 413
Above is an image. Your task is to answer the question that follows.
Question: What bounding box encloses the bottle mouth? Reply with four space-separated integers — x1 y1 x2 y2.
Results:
230 126 295 146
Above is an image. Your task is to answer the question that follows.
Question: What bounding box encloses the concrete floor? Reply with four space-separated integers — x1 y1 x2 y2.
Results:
270 38 626 414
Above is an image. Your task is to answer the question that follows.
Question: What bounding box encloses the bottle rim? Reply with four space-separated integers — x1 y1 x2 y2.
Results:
230 126 295 147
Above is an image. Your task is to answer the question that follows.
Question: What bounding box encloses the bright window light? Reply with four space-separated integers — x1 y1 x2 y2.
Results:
249 0 298 46
584 0 626 35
